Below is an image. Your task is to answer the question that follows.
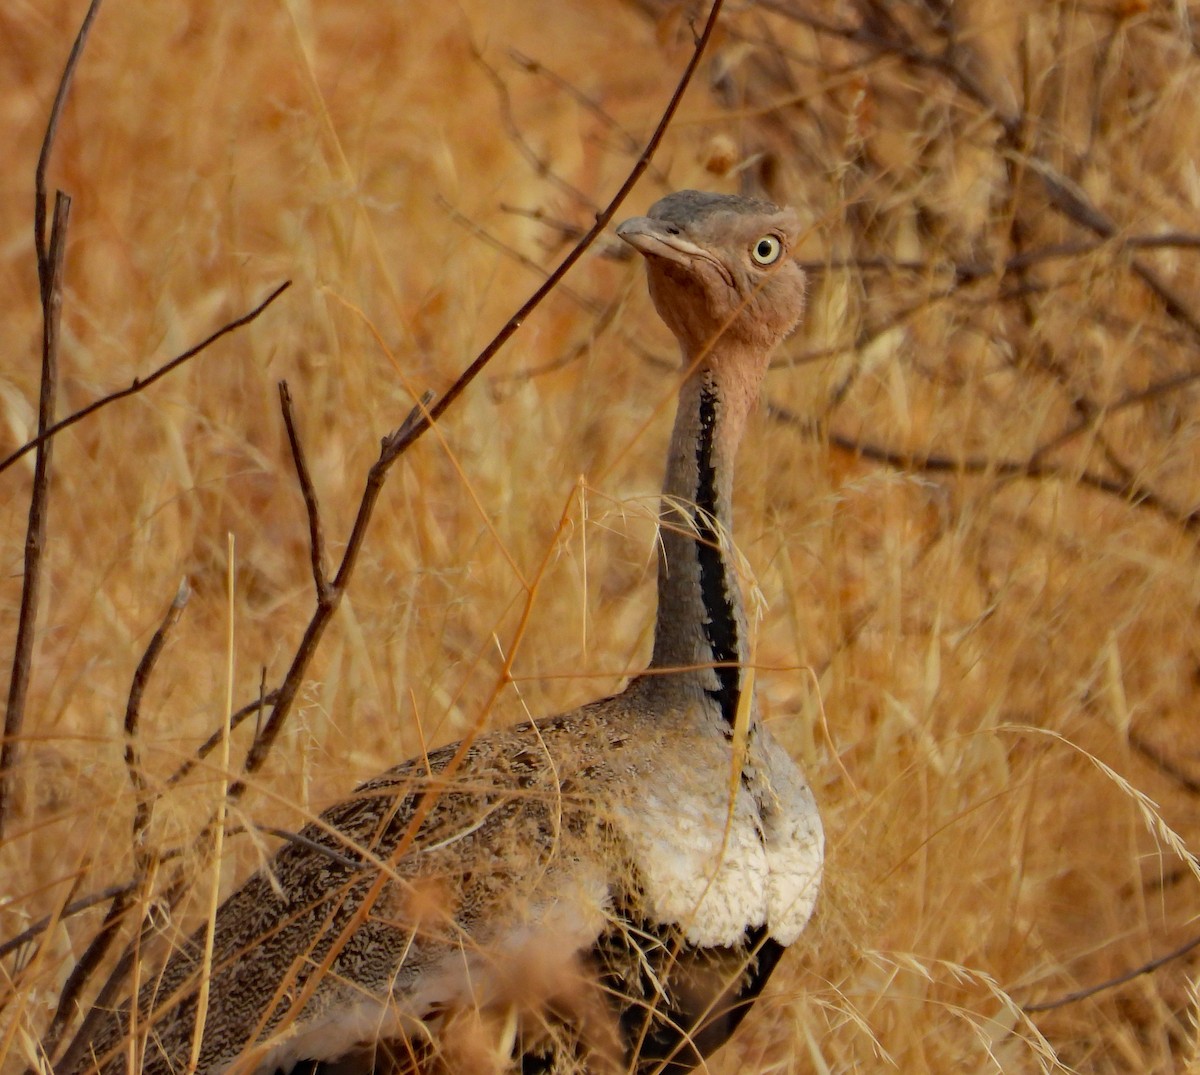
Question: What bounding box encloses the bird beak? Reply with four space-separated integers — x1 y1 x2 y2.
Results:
616 217 707 263
616 217 734 285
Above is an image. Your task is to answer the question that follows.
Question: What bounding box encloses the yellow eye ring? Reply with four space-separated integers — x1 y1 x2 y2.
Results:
750 234 783 266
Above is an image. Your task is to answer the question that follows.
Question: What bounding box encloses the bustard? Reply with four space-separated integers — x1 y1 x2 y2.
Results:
69 190 823 1075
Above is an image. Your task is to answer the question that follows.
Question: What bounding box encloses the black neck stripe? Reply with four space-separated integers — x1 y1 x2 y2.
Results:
694 380 741 724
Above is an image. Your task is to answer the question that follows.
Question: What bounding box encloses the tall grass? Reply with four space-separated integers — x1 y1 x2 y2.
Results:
4 1 1200 1071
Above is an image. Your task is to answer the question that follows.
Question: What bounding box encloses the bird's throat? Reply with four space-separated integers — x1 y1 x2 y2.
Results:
649 364 751 725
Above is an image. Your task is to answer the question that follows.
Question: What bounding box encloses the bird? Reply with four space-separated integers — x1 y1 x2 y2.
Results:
65 190 823 1075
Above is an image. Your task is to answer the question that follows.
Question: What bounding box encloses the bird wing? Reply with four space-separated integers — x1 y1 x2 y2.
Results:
91 717 620 1075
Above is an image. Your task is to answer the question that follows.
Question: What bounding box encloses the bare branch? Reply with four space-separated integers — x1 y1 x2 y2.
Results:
1 192 70 839
473 47 596 211
769 402 1200 533
34 0 104 292
0 881 139 962
509 49 645 157
1022 931 1200 1012
0 281 292 478
374 0 726 469
278 382 329 600
440 197 602 315
125 579 191 858
166 688 280 789
53 2 728 1061
35 579 190 1063
780 0 1200 358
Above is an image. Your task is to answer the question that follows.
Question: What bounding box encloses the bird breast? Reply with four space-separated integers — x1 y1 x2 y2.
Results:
613 714 823 949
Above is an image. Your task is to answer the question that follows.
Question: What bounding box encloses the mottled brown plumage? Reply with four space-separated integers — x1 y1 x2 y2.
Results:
67 190 822 1075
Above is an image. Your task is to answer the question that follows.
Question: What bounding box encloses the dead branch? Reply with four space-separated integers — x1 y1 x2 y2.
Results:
1 192 70 839
0 882 139 963
52 0 728 1061
46 0 729 1051
473 47 596 211
776 0 1200 369
125 580 191 860
509 49 645 157
4 0 103 835
165 0 735 1046
166 689 281 789
279 382 329 600
441 197 603 315
34 0 103 292
1022 930 1200 1012
0 281 292 478
769 402 1200 533
35 581 190 1062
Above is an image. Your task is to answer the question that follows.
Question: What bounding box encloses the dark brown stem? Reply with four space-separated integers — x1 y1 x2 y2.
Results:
165 688 280 789
1 192 69 839
0 881 139 961
473 47 595 211
370 0 725 468
508 49 645 157
769 403 1200 533
279 382 329 599
36 579 189 1063
34 0 104 292
52 867 193 1075
0 281 292 478
789 0 1200 366
125 579 190 858
1022 931 1200 1012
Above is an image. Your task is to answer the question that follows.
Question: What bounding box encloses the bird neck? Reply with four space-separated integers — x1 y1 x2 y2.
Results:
648 349 762 725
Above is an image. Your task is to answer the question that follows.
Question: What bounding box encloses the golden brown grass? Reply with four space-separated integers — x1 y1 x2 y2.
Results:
5 0 1200 1071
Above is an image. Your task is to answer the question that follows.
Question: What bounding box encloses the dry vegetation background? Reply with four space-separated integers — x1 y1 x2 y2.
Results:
4 0 1200 1071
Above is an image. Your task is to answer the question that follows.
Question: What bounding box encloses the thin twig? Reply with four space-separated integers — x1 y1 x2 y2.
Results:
117 4 732 1048
440 197 602 315
35 580 190 1062
1031 359 1200 463
0 882 140 962
0 281 292 478
508 49 644 156
34 0 104 292
125 580 191 858
1023 931 1200 1012
473 47 596 211
260 826 362 871
769 402 1200 532
783 0 1200 370
0 814 359 969
52 865 191 1074
278 382 329 599
373 0 725 465
1 192 70 839
165 689 280 789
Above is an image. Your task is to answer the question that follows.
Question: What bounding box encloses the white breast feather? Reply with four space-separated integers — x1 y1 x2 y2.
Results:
616 723 823 949
756 727 824 945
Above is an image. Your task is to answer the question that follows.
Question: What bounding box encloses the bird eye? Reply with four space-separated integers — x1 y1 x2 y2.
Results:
750 234 783 266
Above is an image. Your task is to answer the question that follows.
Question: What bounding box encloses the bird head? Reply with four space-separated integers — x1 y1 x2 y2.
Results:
616 190 806 363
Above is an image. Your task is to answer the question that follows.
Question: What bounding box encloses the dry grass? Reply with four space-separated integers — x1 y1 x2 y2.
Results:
4 0 1200 1071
